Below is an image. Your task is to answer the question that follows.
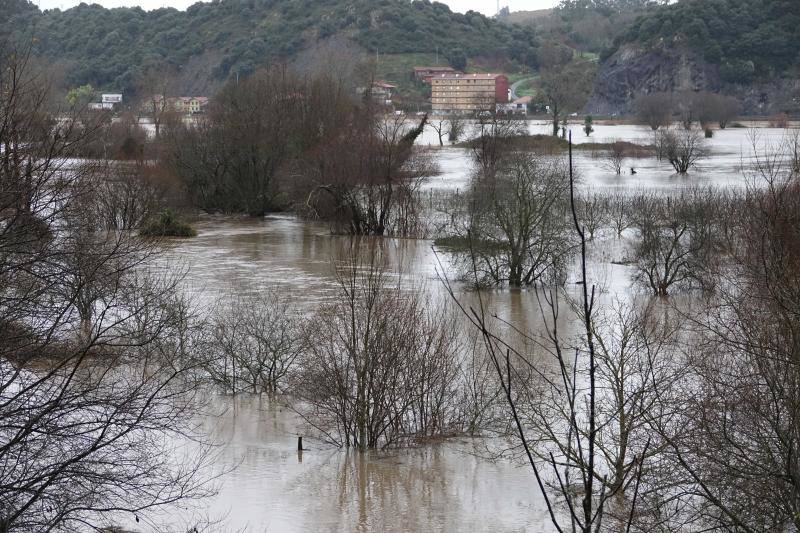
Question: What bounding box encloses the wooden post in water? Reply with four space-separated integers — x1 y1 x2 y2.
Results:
297 436 303 451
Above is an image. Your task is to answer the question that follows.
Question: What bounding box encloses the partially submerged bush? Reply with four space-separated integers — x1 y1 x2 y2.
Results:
140 209 196 238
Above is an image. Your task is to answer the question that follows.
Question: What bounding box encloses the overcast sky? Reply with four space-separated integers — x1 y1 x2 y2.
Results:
33 0 559 15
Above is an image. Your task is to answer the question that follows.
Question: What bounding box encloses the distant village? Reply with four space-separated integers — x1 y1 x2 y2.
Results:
366 65 532 116
92 64 532 127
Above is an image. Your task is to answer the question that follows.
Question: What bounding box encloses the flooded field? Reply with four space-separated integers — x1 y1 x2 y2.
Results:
420 121 795 193
147 122 796 532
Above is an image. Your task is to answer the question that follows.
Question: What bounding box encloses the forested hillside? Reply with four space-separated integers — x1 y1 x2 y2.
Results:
1 0 538 95
587 0 800 115
612 0 800 82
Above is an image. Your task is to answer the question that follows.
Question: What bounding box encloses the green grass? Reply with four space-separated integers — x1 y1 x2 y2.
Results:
514 76 540 98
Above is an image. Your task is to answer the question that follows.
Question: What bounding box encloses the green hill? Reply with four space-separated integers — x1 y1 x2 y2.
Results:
2 0 539 96
611 0 800 82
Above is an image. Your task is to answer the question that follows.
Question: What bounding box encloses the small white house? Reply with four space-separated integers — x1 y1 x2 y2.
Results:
496 96 531 116
102 94 123 104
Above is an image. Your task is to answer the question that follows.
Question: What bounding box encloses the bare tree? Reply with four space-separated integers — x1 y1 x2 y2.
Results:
629 192 716 296
649 152 800 530
293 243 463 449
168 66 310 216
430 116 449 146
447 151 572 287
692 91 740 130
469 113 527 179
0 44 214 531
656 127 707 173
206 289 304 395
447 114 466 143
576 192 608 240
135 63 178 139
540 60 597 136
439 136 662 533
299 99 433 236
603 140 626 174
84 159 170 230
634 92 673 131
607 193 631 237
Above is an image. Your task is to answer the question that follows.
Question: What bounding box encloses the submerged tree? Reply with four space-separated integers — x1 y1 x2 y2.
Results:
634 92 673 131
301 108 434 236
206 289 304 395
447 151 572 287
168 67 306 215
293 243 463 449
440 136 668 532
656 127 707 173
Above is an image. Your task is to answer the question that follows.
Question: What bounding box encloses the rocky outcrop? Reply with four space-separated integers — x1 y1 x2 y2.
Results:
586 42 800 116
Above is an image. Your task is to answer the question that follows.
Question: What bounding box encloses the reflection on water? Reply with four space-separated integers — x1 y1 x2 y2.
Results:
198 396 550 533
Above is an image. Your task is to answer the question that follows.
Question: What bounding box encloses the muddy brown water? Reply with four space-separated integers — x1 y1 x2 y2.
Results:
134 125 795 531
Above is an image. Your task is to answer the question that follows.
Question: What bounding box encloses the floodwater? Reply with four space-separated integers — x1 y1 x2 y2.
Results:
151 396 553 533
144 123 796 532
420 120 797 193
152 215 574 532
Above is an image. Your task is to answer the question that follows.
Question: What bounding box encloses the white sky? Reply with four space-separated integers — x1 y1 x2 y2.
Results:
32 0 559 15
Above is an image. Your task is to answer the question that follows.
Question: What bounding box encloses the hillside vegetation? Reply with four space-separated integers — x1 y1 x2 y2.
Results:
2 0 538 95
613 0 800 83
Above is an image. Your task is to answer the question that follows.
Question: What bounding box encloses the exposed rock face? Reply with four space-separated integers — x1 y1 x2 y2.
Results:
586 42 800 116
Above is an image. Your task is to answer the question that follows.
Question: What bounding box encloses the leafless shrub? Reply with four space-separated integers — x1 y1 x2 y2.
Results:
206 289 304 395
602 140 626 174
656 127 707 173
293 244 464 449
576 192 608 240
607 193 631 237
634 92 673 131
84 160 170 230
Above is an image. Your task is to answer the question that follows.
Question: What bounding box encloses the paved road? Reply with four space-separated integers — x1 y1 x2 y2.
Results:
509 77 535 100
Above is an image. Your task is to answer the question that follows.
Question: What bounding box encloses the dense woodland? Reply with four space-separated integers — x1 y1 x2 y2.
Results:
3 0 799 102
0 0 537 95
613 0 800 82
